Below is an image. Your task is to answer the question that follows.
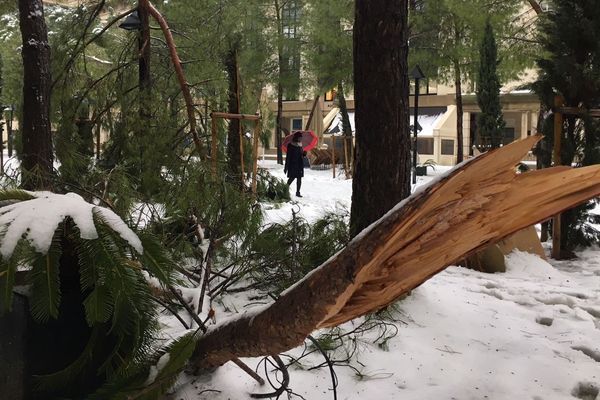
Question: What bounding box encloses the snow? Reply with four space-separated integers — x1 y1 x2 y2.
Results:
168 161 600 400
412 112 445 137
0 191 142 259
145 352 171 386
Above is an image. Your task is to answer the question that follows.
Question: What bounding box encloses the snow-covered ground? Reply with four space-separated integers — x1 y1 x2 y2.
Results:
169 162 600 400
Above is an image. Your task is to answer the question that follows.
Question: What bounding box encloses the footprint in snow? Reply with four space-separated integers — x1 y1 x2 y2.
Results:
535 316 554 327
571 345 600 362
571 381 599 400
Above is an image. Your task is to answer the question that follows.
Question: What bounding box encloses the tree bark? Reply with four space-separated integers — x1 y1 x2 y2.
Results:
19 0 54 190
304 95 320 131
192 136 600 369
527 0 543 14
454 60 464 164
350 0 411 237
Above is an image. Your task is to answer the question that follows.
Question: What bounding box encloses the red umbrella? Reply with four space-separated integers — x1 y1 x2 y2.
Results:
282 130 318 153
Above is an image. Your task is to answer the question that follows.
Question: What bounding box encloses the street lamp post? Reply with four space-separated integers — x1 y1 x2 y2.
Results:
410 65 425 185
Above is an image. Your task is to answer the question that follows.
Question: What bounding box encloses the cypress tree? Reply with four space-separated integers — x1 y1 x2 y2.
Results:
476 20 505 150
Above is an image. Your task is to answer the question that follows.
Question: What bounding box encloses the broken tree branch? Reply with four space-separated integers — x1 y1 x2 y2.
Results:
146 0 203 155
191 136 600 369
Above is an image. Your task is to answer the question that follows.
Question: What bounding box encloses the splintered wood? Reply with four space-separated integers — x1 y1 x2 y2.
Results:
193 136 600 368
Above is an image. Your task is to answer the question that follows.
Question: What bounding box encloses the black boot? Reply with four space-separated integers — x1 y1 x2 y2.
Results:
296 192 302 197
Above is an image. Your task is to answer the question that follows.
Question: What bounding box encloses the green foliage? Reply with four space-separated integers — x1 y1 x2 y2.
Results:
533 0 600 252
410 0 531 88
304 0 353 93
256 169 291 202
0 190 177 398
476 20 505 149
248 208 349 293
87 332 197 400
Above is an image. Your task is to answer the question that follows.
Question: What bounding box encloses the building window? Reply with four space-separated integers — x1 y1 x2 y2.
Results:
292 118 303 131
417 138 434 155
441 139 454 155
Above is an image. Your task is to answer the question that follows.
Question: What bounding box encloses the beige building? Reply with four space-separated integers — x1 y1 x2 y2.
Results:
266 79 541 167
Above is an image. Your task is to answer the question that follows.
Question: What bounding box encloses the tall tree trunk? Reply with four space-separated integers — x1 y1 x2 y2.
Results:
454 61 464 164
337 81 353 176
225 45 242 184
350 0 411 238
276 83 284 164
274 0 284 165
304 95 320 131
19 0 53 190
138 0 151 187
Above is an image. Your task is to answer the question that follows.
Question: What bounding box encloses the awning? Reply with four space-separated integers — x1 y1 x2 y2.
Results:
410 112 444 137
325 107 446 137
322 107 340 133
327 111 355 136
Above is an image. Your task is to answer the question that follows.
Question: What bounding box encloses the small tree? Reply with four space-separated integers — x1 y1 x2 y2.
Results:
476 20 505 150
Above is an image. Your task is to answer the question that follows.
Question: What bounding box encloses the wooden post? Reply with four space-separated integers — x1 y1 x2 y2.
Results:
251 120 261 195
239 126 245 187
332 135 336 179
552 95 564 259
236 52 244 187
211 116 218 176
343 136 350 178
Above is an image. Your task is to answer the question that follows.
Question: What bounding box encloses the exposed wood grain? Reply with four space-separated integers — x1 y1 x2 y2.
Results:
193 136 600 368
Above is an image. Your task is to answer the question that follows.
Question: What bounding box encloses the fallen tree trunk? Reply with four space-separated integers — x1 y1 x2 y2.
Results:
192 136 600 368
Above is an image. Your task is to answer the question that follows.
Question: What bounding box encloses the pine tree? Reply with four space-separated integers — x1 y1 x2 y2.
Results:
410 0 530 163
18 0 54 190
350 0 411 237
534 0 600 256
476 20 505 150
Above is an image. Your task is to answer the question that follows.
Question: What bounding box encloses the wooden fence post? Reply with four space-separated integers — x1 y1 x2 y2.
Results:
211 115 218 177
332 135 336 179
252 120 260 195
552 95 564 259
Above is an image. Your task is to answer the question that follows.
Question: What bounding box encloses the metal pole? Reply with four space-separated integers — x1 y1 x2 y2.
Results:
412 78 420 185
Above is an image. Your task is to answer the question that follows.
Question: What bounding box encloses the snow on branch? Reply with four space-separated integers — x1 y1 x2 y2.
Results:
0 192 142 259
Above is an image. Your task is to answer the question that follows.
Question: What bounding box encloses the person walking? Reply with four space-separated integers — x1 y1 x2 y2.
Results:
284 131 305 197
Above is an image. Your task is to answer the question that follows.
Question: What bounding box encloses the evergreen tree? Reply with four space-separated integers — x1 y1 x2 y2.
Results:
476 20 505 150
410 0 530 163
18 0 54 190
533 0 600 256
305 0 354 173
350 0 411 237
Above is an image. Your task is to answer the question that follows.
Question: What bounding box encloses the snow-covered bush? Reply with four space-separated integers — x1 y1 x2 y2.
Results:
0 190 191 399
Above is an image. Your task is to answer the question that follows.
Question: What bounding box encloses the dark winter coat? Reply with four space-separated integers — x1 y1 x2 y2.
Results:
284 142 304 178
